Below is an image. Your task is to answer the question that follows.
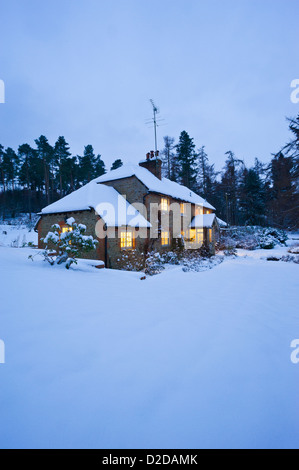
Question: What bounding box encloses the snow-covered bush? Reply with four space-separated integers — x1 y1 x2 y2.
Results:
182 254 224 272
144 251 166 276
267 254 299 264
38 218 98 269
288 244 299 254
116 249 146 272
281 255 299 264
219 226 288 251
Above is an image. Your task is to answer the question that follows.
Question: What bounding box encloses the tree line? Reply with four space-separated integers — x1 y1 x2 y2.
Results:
161 115 299 229
0 135 123 218
0 114 298 228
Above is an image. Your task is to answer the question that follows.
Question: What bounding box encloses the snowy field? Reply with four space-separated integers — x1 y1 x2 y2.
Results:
0 223 37 248
0 232 298 449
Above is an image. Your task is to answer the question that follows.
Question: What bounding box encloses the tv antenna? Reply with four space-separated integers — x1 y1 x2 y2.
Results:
145 99 166 156
150 99 159 155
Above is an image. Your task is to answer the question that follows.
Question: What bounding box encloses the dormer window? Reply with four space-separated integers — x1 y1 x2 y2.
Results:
161 197 169 212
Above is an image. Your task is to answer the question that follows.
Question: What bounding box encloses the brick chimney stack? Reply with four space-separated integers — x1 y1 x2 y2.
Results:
139 151 162 180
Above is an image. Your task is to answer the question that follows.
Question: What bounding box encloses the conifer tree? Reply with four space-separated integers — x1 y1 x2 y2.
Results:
3 147 19 190
239 167 266 225
176 131 198 190
79 145 96 184
0 144 6 191
269 152 298 227
94 154 106 177
110 159 123 171
54 136 71 195
35 135 54 204
161 136 176 179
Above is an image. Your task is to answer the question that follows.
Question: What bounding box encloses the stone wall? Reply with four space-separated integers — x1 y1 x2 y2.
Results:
38 210 105 262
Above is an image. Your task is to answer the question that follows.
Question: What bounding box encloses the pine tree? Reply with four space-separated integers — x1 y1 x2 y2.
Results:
176 131 198 190
94 154 106 177
220 151 244 225
161 136 176 179
18 144 39 218
197 146 210 196
35 135 54 204
110 159 123 171
284 115 299 168
62 156 79 193
78 145 97 184
268 152 298 228
2 147 19 190
54 136 71 195
0 144 6 191
239 167 266 225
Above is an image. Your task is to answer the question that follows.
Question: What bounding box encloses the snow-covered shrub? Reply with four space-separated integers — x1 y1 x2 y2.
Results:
288 244 299 254
224 247 237 257
116 249 181 275
170 236 185 258
38 218 98 269
267 254 299 264
160 250 180 265
116 249 145 272
144 251 165 276
281 255 299 264
259 228 288 249
219 226 288 251
182 254 224 272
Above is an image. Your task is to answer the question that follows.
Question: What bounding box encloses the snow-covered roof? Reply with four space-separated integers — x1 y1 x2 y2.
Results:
95 164 215 210
40 181 151 228
189 213 217 228
216 217 228 227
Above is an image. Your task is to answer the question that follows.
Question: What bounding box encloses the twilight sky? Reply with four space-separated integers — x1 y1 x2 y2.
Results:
0 0 298 171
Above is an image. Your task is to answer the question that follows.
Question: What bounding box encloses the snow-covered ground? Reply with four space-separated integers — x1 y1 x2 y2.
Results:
0 224 37 248
0 231 298 449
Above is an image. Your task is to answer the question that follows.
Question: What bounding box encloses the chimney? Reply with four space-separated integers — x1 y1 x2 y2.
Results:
139 150 162 180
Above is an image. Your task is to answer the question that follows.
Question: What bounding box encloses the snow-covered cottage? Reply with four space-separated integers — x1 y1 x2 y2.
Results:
36 153 220 268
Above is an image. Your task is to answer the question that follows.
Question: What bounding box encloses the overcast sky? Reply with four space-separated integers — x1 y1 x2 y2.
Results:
0 0 298 171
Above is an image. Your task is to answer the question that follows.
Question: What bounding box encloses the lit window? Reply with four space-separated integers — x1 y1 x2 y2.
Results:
120 230 134 249
61 226 73 233
161 198 169 212
161 231 170 246
195 205 203 215
61 226 73 244
189 229 196 242
196 229 204 244
207 229 213 242
180 203 185 214
205 209 211 214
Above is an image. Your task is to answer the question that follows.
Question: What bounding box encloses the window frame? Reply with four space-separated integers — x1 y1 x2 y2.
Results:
161 230 170 246
160 197 169 212
120 229 135 250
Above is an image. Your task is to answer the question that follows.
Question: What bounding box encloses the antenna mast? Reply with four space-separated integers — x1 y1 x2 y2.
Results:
150 99 159 156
